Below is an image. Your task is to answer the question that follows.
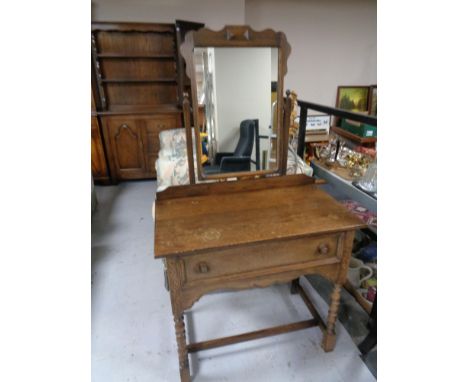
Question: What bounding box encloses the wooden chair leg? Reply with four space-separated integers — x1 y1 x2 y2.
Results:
174 314 190 382
322 283 341 352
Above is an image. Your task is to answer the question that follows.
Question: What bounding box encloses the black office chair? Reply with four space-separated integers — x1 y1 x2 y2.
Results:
204 119 255 174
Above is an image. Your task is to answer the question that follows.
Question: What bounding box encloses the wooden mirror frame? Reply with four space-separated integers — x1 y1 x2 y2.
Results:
180 25 292 182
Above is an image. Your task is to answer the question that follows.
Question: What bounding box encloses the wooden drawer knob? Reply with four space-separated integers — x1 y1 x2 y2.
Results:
196 262 210 274
317 243 329 255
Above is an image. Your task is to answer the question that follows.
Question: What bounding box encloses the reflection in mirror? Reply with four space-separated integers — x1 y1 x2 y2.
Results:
194 47 279 175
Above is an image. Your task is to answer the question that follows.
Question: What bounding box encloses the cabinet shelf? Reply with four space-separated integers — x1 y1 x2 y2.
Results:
101 78 177 84
92 20 203 183
91 22 174 34
97 104 182 116
97 53 175 59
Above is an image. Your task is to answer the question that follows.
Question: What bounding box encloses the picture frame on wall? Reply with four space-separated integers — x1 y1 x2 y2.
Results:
368 85 377 116
336 86 370 113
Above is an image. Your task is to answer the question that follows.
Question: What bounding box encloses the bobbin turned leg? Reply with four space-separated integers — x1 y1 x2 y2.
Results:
174 314 190 382
166 258 190 381
322 283 342 352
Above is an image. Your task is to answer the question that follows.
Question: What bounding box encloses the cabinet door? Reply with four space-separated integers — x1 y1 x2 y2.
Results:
104 117 146 180
91 115 110 181
141 115 180 177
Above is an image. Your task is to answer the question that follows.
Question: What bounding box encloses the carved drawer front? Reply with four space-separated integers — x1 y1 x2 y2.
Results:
183 233 342 283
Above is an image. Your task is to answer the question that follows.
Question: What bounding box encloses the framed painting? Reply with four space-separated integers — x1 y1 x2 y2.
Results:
368 85 377 116
336 86 370 113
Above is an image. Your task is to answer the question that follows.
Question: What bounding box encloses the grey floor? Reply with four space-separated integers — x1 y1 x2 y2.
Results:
92 181 376 382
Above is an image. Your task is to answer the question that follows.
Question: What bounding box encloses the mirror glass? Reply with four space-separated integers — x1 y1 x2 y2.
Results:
193 47 279 176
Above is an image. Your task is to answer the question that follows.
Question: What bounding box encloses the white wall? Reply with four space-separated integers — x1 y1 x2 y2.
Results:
91 0 244 30
92 0 376 107
213 48 271 154
245 0 377 106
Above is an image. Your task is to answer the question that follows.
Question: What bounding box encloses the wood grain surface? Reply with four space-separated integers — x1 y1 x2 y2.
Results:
154 175 364 257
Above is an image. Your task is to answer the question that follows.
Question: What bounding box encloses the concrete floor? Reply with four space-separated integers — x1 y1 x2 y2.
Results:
92 181 376 382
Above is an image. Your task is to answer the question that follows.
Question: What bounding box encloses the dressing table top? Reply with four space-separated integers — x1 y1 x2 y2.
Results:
154 175 365 258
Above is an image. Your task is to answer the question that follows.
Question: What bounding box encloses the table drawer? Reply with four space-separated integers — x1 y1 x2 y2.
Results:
183 233 342 283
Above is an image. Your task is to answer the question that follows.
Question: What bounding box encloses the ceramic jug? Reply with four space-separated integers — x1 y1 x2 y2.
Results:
348 257 373 288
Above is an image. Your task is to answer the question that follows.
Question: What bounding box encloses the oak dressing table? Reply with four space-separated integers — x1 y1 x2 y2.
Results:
154 26 365 382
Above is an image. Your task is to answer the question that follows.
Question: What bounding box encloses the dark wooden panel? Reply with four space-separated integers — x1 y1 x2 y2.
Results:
105 83 178 106
91 115 109 180
100 58 177 80
141 115 179 177
97 53 175 58
146 153 158 176
101 114 182 181
95 31 175 55
145 131 160 154
104 117 146 179
99 105 181 115
115 128 141 168
144 116 178 135
92 22 174 33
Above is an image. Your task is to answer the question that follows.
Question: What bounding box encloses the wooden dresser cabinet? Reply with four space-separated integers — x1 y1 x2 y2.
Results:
91 114 110 182
101 114 179 180
91 93 110 182
91 21 203 183
155 175 365 382
152 25 369 381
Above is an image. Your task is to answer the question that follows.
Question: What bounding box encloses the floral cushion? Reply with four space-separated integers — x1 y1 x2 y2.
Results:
155 128 197 192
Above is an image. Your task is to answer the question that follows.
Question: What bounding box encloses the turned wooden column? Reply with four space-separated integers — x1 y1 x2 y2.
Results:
166 258 191 382
322 230 355 352
322 283 341 352
173 314 190 382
